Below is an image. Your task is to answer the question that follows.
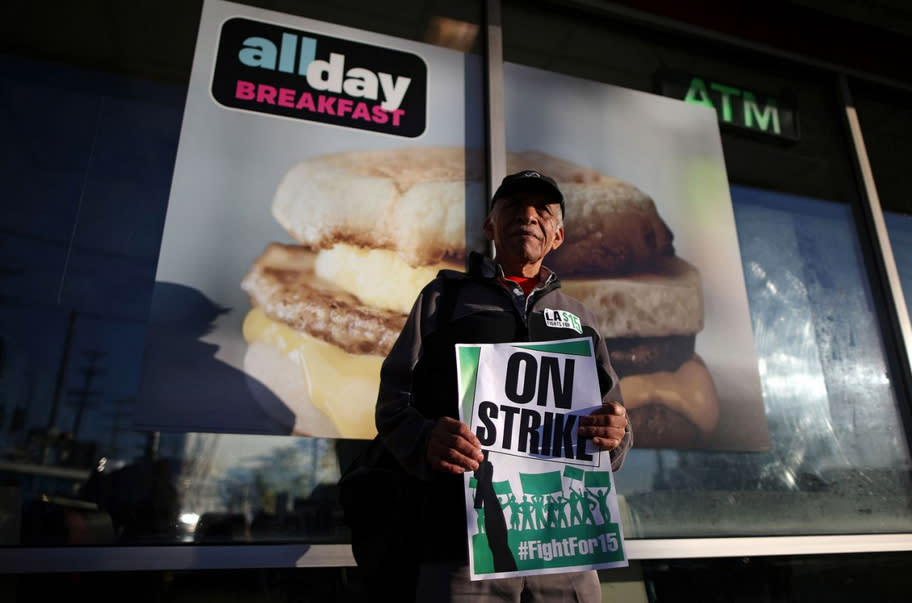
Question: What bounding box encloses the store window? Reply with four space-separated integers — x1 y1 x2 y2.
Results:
501 0 912 537
0 0 484 550
4 0 912 563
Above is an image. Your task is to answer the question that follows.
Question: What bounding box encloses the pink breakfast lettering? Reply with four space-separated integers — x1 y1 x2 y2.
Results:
235 79 405 126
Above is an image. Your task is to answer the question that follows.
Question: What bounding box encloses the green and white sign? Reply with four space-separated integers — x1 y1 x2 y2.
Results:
456 338 628 580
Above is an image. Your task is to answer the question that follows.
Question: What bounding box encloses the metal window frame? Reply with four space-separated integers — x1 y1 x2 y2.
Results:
4 534 912 573
838 74 912 420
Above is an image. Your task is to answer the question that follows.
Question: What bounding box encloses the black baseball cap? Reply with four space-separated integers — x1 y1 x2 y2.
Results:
491 170 565 217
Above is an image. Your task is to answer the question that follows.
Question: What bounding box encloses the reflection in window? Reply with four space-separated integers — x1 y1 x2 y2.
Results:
616 186 912 537
0 52 351 546
2 0 487 548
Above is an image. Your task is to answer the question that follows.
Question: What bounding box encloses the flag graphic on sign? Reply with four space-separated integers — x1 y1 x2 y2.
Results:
520 471 563 495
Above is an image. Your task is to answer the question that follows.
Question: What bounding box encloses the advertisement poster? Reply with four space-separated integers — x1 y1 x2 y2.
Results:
457 338 627 580
137 0 766 451
134 0 485 438
503 63 769 452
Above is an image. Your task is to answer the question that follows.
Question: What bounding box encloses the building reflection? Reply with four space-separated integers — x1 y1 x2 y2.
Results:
1 431 353 546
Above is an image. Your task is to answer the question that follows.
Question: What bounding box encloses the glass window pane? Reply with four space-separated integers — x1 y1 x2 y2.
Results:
0 0 483 549
502 1 912 538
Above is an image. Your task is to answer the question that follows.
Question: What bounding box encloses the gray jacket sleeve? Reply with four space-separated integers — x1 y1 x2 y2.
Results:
374 280 441 481
592 312 634 472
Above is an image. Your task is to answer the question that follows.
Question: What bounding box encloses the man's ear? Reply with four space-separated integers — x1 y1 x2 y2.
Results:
550 225 565 251
483 215 495 241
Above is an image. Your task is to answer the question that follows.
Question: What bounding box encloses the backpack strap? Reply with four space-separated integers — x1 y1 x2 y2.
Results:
434 274 460 333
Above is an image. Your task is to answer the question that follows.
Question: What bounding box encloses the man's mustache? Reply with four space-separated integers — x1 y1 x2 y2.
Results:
509 226 543 240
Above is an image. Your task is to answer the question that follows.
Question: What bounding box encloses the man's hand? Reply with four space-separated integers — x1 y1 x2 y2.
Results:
426 417 485 474
578 401 628 450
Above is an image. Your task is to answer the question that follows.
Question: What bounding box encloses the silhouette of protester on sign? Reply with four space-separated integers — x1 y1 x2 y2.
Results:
593 487 612 525
473 451 516 572
507 494 520 531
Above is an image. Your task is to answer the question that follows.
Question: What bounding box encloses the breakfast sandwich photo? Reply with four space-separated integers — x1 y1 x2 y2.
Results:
135 0 767 452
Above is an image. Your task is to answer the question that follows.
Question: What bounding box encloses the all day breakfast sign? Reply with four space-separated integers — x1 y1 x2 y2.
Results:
456 338 628 580
211 15 427 136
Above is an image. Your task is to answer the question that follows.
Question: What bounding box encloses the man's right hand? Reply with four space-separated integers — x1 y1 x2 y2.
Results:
426 417 484 474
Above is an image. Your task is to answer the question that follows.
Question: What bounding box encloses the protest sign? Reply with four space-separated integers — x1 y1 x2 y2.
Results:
457 338 628 580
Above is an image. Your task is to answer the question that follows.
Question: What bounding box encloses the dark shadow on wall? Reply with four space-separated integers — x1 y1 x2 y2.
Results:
134 282 294 435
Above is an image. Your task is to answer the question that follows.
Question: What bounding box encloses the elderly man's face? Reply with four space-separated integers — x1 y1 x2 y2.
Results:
483 193 564 275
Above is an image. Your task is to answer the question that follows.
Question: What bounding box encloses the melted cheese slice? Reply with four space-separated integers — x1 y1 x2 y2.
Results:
242 307 381 439
619 357 719 435
315 244 460 314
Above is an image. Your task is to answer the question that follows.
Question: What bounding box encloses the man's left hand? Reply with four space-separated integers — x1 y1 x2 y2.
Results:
578 401 628 450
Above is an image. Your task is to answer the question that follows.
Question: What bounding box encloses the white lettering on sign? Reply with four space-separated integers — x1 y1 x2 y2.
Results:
238 34 412 110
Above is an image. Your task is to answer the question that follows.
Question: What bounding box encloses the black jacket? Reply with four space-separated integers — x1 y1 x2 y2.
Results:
375 252 631 562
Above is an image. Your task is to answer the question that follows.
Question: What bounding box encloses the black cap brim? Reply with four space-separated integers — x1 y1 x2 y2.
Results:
491 170 565 217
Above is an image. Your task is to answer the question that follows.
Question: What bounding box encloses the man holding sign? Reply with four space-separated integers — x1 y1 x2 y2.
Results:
376 170 632 601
